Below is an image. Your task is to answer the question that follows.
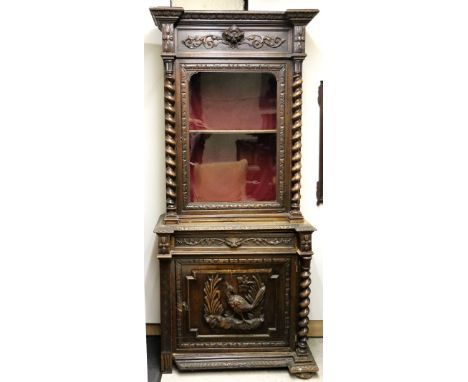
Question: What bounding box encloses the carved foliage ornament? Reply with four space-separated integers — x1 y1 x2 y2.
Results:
182 25 286 50
176 237 293 248
203 274 266 331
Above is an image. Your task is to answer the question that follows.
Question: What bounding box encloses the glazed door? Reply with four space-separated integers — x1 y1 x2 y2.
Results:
174 255 295 351
177 61 291 215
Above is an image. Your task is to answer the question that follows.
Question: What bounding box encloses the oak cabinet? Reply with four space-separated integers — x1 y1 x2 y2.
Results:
150 6 319 378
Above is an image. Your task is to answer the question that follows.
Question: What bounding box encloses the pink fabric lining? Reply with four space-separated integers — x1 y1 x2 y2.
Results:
188 72 277 203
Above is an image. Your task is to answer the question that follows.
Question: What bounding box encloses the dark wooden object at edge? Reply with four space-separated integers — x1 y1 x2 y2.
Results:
316 80 323 206
149 7 320 379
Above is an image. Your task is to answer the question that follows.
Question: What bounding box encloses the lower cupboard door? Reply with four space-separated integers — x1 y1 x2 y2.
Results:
174 255 295 351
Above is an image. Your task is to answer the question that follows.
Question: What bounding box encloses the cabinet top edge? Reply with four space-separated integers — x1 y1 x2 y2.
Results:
154 215 316 234
149 7 319 28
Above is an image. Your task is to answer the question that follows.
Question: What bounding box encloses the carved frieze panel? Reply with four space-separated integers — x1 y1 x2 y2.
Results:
178 27 289 54
175 235 295 249
182 25 286 50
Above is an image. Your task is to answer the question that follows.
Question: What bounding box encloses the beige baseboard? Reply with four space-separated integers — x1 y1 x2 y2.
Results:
146 320 323 337
146 323 161 336
308 320 323 337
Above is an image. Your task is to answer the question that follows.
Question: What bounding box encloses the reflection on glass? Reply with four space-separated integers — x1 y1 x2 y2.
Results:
189 72 277 131
189 133 276 202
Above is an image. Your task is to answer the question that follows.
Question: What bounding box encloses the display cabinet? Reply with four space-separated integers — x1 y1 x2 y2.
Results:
149 6 319 378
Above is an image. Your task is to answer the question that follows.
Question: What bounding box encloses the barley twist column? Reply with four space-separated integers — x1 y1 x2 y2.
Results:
297 254 312 354
164 74 177 216
291 74 303 214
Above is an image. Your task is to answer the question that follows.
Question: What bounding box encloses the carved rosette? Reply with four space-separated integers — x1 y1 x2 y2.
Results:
293 25 306 53
164 74 177 215
161 23 174 52
297 254 312 354
291 74 303 214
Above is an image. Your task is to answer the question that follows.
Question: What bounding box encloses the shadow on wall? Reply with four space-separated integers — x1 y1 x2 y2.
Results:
144 36 166 324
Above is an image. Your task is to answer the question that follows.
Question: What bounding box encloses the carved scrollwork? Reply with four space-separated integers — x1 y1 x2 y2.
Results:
182 25 286 50
203 274 266 331
182 35 223 49
244 35 286 49
175 237 294 248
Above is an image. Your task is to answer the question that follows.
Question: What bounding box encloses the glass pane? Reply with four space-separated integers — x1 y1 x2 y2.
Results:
189 72 277 131
189 133 276 202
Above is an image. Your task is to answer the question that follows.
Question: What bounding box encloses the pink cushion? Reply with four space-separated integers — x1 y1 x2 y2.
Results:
193 159 248 202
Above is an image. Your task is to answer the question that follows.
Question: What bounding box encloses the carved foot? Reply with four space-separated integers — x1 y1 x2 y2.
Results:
161 352 173 373
294 373 315 379
289 363 319 379
288 345 319 379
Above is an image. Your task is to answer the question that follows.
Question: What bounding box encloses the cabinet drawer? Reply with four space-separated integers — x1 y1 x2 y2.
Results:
174 255 295 351
174 232 296 252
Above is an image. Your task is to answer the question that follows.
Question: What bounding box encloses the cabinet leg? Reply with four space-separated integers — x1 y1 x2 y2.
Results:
161 352 173 373
288 344 319 379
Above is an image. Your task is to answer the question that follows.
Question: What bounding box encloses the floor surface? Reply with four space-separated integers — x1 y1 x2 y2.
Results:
146 336 161 382
146 338 323 382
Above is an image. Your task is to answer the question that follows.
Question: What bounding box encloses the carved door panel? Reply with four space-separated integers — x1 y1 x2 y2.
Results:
175 255 295 351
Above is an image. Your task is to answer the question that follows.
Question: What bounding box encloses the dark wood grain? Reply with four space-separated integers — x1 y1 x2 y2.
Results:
149 6 319 379
316 81 323 206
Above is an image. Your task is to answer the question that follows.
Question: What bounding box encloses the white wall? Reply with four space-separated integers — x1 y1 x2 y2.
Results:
143 0 324 323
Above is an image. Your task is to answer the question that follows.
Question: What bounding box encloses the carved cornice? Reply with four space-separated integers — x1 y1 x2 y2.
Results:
149 7 184 30
285 9 319 25
180 12 285 21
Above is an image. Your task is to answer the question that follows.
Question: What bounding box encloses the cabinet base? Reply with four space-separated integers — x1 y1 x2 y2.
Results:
171 345 318 379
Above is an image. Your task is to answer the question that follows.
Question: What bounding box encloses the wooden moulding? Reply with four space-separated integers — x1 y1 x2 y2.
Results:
146 320 322 337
